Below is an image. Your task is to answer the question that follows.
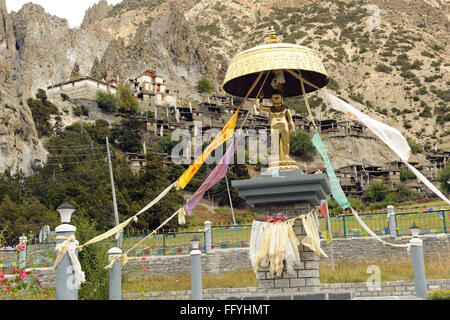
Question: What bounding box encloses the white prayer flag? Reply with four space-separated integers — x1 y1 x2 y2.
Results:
404 163 450 205
208 96 210 105
175 108 180 122
189 102 192 113
160 124 164 137
253 103 260 116
320 90 450 205
154 106 157 120
271 70 286 90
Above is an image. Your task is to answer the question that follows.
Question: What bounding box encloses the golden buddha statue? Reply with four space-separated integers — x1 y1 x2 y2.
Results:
258 88 300 172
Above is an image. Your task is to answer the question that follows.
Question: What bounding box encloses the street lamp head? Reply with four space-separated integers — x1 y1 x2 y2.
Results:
409 222 421 237
190 235 200 250
57 201 75 224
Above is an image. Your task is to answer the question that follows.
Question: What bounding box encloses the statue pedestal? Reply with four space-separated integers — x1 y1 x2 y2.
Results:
232 170 331 293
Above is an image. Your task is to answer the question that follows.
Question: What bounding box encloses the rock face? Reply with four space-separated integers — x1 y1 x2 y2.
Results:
8 2 113 98
80 0 112 28
0 56 47 175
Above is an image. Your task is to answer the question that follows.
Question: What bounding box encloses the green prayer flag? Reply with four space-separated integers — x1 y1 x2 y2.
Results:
311 131 351 210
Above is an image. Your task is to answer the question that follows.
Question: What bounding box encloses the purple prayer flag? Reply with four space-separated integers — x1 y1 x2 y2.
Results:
184 137 237 216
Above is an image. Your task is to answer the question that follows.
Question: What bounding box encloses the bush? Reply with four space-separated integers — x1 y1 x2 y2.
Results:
406 137 423 154
60 93 69 101
375 63 392 73
290 130 316 160
36 88 47 100
364 180 389 202
428 289 450 300
26 97 59 138
197 78 213 94
96 91 118 113
111 117 145 153
437 163 450 193
400 167 415 181
117 83 140 114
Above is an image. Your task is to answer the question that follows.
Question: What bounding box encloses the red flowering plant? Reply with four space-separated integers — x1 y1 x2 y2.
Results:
0 237 48 299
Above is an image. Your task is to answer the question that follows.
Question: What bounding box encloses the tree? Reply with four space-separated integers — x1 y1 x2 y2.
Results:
35 88 47 100
364 180 389 202
111 117 145 153
116 83 140 114
290 130 316 160
437 163 450 193
406 137 423 154
197 78 213 94
96 91 118 113
26 96 59 137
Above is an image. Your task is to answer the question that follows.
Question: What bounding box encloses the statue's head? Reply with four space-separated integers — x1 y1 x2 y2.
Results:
271 89 283 106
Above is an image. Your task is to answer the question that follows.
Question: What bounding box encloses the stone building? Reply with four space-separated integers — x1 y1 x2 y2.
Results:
46 76 116 100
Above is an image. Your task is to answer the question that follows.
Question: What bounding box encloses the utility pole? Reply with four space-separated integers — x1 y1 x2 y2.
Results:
225 174 236 225
106 137 122 247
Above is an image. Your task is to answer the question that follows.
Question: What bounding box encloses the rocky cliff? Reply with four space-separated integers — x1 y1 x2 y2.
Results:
0 0 448 175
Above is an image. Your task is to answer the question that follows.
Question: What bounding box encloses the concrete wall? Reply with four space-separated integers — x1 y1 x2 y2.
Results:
30 234 449 289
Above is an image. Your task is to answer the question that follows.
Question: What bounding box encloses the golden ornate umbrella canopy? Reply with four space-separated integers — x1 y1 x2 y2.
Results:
223 29 329 98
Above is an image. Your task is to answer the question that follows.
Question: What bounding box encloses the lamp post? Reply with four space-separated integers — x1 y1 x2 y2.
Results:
190 235 202 300
55 201 78 300
409 222 427 299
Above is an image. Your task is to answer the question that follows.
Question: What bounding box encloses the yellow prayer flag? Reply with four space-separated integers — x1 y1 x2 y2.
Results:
176 107 240 190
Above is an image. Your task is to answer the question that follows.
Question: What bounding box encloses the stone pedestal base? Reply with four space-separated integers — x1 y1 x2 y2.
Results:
232 170 330 293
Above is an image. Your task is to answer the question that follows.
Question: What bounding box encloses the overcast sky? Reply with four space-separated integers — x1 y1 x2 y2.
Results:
6 0 124 28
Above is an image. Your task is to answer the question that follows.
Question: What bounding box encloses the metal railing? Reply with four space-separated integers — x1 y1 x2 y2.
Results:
318 209 449 238
1 209 448 269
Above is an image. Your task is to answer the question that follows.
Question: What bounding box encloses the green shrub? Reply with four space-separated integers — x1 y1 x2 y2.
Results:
400 168 415 181
436 113 450 124
96 91 118 113
421 51 434 58
428 289 450 300
26 96 59 138
117 83 140 114
364 180 389 202
289 130 316 160
406 137 423 154
400 70 416 79
418 106 432 118
375 63 392 73
60 93 69 101
36 88 48 100
197 78 213 94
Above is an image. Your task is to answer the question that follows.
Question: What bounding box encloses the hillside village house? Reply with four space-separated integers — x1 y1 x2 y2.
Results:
133 70 176 106
46 76 116 100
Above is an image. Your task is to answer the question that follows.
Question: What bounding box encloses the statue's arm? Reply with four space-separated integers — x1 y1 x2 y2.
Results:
286 108 295 133
258 97 271 113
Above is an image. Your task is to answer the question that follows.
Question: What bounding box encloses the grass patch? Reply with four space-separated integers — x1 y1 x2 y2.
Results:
320 256 450 283
123 269 258 294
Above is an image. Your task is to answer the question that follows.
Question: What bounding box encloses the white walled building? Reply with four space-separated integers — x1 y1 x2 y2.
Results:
46 76 117 100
